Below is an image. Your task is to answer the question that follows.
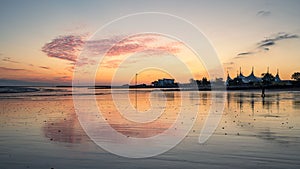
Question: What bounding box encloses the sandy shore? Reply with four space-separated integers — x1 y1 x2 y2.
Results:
0 90 300 168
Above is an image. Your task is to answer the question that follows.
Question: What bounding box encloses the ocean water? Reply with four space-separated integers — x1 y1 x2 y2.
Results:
0 87 300 169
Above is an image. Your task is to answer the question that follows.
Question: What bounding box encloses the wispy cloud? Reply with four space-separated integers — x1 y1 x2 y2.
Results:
2 57 20 64
258 40 275 48
39 66 50 70
257 10 271 17
258 32 298 47
237 52 253 56
235 32 299 58
53 75 72 81
0 66 29 72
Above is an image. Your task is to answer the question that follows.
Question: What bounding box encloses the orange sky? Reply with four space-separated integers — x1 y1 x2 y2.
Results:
1 1 300 85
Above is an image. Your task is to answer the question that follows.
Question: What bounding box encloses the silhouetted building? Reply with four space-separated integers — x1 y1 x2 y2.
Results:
274 69 281 82
152 78 177 87
226 67 285 89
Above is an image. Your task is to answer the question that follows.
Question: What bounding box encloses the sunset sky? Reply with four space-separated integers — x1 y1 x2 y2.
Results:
0 0 300 85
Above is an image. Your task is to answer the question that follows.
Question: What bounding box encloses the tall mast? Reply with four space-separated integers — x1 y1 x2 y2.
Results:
135 73 138 86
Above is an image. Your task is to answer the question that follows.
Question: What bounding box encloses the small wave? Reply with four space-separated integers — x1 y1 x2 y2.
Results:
0 86 40 93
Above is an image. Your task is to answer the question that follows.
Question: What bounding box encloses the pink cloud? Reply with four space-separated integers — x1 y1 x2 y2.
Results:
85 36 123 55
106 43 144 56
104 34 182 57
41 34 183 69
100 59 123 68
41 35 85 62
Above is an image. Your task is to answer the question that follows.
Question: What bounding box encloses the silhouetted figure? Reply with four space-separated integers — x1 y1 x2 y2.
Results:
261 86 265 98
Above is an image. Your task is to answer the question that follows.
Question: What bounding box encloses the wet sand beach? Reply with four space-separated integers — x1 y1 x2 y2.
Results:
1 88 300 169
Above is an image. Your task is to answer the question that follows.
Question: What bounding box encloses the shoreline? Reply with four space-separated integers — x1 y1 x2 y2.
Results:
1 85 300 94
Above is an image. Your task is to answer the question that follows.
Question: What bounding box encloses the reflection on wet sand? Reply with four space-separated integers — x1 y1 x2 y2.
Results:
41 90 211 143
97 91 181 138
1 90 300 168
43 112 85 143
223 91 300 144
40 99 89 144
40 90 300 145
293 98 300 110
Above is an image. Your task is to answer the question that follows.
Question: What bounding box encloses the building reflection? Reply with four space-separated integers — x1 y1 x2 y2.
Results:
201 92 208 106
42 90 300 145
250 93 255 115
226 92 283 115
97 91 180 138
225 91 300 144
293 100 300 109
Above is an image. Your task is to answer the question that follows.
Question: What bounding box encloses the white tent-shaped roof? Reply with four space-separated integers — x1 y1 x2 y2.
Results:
274 69 281 82
243 67 262 83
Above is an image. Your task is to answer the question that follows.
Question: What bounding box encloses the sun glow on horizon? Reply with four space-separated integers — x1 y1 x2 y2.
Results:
92 33 209 86
1 1 300 86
